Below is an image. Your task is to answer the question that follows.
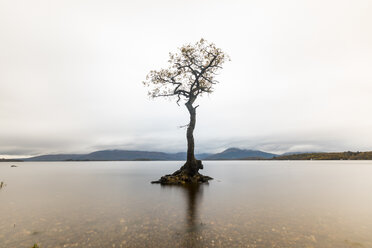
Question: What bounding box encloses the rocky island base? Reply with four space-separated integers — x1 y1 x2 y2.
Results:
151 170 213 185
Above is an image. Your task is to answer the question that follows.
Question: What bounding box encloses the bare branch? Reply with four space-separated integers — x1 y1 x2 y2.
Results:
178 124 189 129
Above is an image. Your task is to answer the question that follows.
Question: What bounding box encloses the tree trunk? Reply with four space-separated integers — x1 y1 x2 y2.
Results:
182 101 203 176
186 102 196 163
151 100 212 184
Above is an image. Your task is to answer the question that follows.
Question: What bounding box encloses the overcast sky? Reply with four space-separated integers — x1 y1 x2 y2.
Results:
1 0 372 157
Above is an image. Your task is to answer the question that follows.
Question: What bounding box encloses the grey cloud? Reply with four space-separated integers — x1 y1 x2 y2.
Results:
1 0 372 157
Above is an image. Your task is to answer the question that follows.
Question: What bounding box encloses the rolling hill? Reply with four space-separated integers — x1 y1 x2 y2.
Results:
205 148 277 160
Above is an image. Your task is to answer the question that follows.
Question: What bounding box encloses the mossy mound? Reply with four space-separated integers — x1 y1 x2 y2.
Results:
151 171 213 185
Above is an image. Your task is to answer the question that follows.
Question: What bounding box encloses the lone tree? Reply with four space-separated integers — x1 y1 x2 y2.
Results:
144 39 229 184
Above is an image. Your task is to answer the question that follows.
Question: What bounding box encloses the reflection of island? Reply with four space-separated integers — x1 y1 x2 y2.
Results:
161 183 207 247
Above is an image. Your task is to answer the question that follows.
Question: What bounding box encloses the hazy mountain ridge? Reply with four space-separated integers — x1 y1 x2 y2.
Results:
16 149 372 161
23 148 273 161
205 148 277 160
25 154 83 161
280 151 316 156
24 150 213 161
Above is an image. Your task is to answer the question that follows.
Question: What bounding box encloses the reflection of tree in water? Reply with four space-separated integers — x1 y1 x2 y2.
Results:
161 183 207 248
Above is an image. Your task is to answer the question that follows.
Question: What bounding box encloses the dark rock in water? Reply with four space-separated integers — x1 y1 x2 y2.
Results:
10 165 18 167
151 171 213 185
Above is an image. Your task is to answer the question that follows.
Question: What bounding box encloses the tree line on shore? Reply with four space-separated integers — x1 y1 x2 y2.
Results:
273 151 372 160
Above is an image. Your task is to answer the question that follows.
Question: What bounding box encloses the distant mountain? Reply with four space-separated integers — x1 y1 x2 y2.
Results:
195 153 213 160
25 154 82 161
169 152 212 160
24 150 212 161
280 151 317 156
77 150 176 161
205 148 277 160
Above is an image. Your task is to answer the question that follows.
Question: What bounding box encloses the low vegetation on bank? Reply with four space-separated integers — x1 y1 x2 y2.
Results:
273 151 372 160
0 158 23 162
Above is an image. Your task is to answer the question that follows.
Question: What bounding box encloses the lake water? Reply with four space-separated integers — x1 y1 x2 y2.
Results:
1 161 372 248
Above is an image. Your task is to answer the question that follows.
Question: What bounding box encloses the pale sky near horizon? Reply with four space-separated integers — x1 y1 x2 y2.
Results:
1 0 372 158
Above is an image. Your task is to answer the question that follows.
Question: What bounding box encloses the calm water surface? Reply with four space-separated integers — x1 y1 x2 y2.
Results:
1 161 372 248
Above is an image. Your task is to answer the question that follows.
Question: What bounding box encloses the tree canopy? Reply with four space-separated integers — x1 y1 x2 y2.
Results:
143 38 229 105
